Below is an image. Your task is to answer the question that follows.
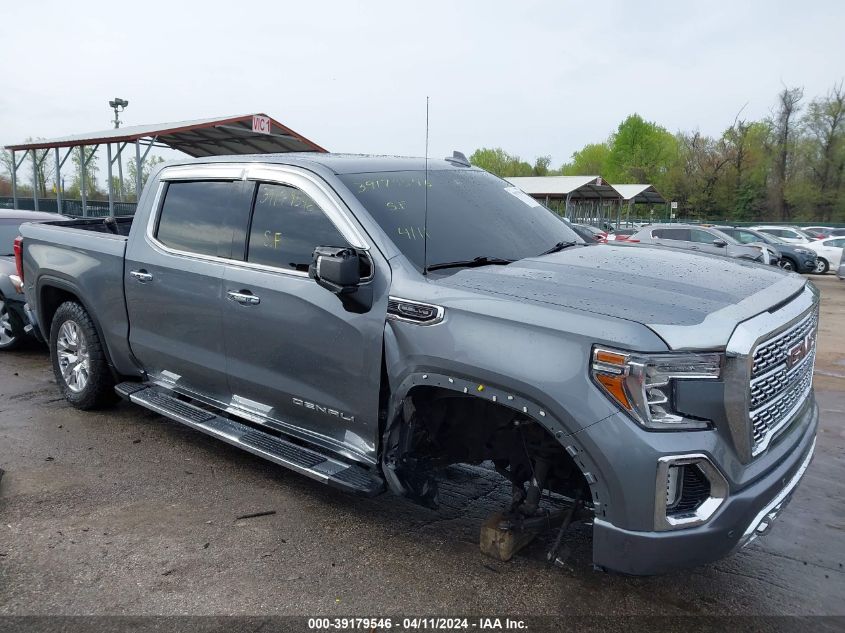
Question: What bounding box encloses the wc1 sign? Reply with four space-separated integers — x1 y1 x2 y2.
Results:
252 115 272 135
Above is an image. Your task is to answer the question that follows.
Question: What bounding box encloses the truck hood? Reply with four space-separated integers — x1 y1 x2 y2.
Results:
434 244 807 350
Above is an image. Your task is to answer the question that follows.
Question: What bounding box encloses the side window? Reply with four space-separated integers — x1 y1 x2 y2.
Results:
690 229 718 243
828 238 845 248
736 231 758 244
247 182 348 272
156 180 250 258
761 228 784 237
653 228 691 241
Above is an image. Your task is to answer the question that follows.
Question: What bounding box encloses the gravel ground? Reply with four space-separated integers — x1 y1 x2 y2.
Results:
0 275 843 617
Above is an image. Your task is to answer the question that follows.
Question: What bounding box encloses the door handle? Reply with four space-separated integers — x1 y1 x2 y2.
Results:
130 270 153 282
227 291 260 306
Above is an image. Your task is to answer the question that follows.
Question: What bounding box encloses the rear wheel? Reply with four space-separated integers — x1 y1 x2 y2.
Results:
49 301 117 410
0 297 24 350
778 257 796 272
814 258 829 274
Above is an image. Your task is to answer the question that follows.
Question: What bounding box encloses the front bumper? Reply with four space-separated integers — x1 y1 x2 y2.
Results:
796 254 818 273
589 398 818 575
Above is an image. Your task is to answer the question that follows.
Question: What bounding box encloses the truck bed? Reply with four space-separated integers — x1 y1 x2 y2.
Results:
19 216 137 376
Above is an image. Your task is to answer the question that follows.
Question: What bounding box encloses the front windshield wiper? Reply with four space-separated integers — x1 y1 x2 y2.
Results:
538 241 579 256
425 256 514 272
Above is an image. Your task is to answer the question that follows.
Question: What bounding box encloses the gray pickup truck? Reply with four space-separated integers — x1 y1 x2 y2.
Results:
19 154 818 575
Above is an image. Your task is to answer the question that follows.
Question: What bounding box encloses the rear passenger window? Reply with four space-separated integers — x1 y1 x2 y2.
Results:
653 228 690 241
156 181 250 258
690 229 718 243
247 183 348 272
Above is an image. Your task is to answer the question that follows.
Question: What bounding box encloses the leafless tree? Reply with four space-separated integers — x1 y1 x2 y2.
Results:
804 81 845 221
771 86 804 221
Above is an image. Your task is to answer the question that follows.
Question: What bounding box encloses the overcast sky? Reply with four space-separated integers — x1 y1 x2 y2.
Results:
2 0 844 169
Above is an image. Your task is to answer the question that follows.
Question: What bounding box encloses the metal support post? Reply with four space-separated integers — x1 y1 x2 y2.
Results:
10 150 17 209
54 148 62 214
116 142 125 201
31 150 39 210
80 146 88 217
135 141 142 202
106 143 114 217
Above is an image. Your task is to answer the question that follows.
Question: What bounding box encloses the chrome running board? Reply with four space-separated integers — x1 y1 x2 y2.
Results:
115 382 384 497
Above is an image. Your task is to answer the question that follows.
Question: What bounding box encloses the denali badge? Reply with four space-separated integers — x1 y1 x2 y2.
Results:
292 397 354 422
786 331 815 369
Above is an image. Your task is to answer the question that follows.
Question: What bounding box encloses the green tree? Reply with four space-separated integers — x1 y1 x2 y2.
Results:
125 155 166 196
469 147 533 177
65 147 102 199
560 143 610 176
605 114 678 187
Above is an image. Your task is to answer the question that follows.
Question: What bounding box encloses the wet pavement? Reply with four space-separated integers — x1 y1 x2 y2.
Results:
0 276 843 616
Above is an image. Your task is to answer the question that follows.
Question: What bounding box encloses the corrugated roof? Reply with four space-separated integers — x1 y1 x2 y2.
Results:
505 175 621 200
3 114 326 156
611 184 666 204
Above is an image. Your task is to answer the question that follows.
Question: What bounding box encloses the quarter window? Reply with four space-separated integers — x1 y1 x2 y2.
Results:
247 183 348 272
156 181 250 258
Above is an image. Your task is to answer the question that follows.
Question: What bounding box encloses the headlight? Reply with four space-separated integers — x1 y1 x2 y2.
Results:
794 248 812 255
591 347 722 430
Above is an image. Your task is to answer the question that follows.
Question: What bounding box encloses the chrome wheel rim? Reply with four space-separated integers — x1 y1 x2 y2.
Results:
56 320 90 393
814 260 826 274
0 300 16 346
779 260 794 271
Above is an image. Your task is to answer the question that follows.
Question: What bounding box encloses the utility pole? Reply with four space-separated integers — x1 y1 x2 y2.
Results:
109 98 129 201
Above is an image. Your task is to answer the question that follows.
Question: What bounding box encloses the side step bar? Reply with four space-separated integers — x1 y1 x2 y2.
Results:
115 382 384 497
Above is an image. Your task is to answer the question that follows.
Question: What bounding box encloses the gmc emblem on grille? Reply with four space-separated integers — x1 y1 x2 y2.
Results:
786 331 815 369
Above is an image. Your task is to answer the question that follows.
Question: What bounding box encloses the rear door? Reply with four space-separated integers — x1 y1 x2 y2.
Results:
125 170 252 405
222 166 389 464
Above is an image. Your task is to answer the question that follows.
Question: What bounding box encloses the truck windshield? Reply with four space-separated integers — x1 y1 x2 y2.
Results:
338 169 581 272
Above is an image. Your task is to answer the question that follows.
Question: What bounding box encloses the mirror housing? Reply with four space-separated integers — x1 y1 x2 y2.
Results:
713 239 728 248
309 246 373 313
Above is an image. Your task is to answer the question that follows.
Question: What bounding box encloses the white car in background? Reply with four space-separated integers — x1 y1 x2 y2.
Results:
750 225 816 244
803 235 845 274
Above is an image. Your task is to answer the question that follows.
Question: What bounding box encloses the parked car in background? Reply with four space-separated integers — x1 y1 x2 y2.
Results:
838 260 845 280
628 224 768 263
607 227 638 241
714 226 817 273
803 226 835 238
751 225 817 244
574 223 607 243
0 209 68 350
803 235 845 274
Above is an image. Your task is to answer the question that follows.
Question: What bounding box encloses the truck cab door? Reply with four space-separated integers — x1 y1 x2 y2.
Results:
222 167 389 466
125 174 252 405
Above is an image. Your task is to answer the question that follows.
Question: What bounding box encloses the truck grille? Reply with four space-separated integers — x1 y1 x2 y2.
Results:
748 309 817 456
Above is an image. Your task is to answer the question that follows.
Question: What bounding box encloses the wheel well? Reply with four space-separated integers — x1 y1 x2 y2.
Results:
40 286 80 339
384 385 592 509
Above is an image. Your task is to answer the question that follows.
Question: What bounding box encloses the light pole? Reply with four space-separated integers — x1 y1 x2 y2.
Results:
109 98 129 201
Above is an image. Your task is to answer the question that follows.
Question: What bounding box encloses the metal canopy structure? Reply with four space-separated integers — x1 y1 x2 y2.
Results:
506 175 622 226
611 183 666 205
3 113 326 216
505 175 620 200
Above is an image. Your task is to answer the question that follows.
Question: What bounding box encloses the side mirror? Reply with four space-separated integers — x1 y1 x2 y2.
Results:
309 246 373 313
713 239 727 248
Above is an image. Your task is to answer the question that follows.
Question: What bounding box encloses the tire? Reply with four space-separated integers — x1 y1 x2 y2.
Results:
49 301 117 410
813 258 829 275
0 296 24 351
778 257 796 272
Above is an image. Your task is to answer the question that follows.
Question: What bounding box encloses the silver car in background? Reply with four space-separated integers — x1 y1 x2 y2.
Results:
628 224 770 264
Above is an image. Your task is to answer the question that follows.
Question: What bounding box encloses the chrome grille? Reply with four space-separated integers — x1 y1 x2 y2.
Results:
748 308 817 456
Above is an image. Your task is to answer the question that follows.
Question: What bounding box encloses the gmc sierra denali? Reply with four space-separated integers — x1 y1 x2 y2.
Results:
18 154 818 574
